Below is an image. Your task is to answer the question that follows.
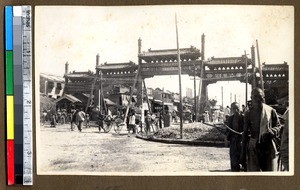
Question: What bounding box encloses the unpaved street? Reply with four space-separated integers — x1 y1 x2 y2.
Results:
37 123 230 174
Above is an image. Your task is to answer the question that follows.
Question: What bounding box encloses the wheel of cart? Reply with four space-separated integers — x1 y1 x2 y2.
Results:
113 117 125 134
102 120 113 133
114 122 125 134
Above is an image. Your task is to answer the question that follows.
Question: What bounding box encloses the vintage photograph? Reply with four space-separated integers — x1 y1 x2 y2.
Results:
35 5 294 175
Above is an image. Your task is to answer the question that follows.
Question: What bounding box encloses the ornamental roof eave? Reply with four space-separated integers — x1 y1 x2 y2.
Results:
40 73 65 83
262 63 289 71
138 46 201 59
205 56 252 66
65 73 95 79
96 61 137 70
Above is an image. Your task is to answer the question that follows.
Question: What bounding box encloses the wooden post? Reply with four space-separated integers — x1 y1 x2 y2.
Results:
175 14 183 139
194 64 197 121
143 80 152 115
256 40 264 91
245 50 248 107
198 61 204 113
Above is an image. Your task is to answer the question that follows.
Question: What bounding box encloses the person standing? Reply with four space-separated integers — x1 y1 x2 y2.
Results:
241 88 281 171
76 108 86 132
98 112 105 133
70 109 78 131
128 112 136 137
225 102 244 171
224 106 231 121
145 111 151 134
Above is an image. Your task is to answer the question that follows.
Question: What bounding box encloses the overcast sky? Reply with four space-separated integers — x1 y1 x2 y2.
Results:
35 5 294 107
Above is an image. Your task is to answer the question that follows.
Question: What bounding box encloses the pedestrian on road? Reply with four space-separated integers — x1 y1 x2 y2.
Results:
50 113 57 128
76 108 86 132
71 109 78 131
225 102 244 171
85 113 90 128
128 112 136 137
224 106 231 121
98 112 105 133
145 111 151 134
241 88 282 171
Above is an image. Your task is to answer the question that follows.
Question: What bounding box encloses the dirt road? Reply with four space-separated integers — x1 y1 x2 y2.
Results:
37 123 230 175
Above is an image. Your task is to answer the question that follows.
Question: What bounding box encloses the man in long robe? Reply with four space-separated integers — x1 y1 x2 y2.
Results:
241 88 281 171
225 102 244 171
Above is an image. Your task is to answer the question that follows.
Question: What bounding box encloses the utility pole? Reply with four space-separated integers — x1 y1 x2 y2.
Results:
175 14 183 139
256 40 264 91
221 86 223 109
245 50 248 107
194 64 197 121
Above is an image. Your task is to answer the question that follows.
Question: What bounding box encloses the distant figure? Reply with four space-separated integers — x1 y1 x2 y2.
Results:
204 111 209 123
241 104 246 113
70 109 78 131
85 113 90 128
164 110 171 127
224 106 231 121
128 112 136 136
98 112 105 133
159 111 163 129
76 108 86 132
145 111 151 134
50 113 57 128
225 102 244 171
241 88 281 171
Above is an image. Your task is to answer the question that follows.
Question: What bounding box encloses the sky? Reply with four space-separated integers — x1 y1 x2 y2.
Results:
35 5 294 107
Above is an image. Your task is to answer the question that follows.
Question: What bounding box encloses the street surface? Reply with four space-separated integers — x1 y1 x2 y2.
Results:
37 122 230 174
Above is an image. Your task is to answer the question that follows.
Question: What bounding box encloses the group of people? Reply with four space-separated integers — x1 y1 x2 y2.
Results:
225 87 289 172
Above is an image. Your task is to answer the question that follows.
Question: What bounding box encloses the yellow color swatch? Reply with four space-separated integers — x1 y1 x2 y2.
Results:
7 96 14 139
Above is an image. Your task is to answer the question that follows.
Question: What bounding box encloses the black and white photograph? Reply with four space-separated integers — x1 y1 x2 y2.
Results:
35 5 294 175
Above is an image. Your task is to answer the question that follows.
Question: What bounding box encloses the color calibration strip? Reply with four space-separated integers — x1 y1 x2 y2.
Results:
5 6 15 186
5 5 33 186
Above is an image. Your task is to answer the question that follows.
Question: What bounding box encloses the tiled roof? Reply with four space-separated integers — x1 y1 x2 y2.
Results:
55 94 82 103
139 46 200 57
96 61 137 70
206 56 250 65
40 73 64 83
65 71 95 78
262 63 289 71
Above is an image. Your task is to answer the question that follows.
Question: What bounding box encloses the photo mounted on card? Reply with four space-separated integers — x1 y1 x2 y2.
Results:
34 5 294 176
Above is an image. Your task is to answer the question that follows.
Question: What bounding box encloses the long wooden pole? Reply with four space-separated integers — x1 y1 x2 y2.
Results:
194 64 197 121
256 40 264 91
245 51 248 107
143 80 152 115
198 61 204 113
175 14 183 139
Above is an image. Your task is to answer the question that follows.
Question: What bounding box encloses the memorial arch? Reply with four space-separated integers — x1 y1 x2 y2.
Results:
64 34 289 115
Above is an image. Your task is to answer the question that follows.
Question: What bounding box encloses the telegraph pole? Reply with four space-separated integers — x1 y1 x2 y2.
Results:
175 14 183 139
245 50 248 107
221 86 223 109
194 64 197 121
256 40 264 91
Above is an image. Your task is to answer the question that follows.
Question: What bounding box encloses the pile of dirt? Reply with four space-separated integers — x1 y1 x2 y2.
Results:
154 123 226 141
